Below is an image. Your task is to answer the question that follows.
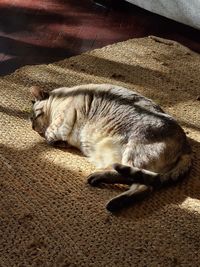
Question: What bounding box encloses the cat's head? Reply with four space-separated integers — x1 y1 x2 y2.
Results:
30 86 50 137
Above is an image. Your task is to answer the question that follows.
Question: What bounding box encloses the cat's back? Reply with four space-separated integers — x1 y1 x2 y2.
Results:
49 84 187 158
51 84 175 133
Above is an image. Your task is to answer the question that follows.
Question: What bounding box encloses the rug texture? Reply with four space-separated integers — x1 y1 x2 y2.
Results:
0 36 200 267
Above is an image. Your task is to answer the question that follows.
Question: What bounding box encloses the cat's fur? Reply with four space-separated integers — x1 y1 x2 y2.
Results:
30 84 192 212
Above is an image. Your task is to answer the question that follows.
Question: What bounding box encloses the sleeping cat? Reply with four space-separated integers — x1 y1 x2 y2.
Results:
30 84 192 212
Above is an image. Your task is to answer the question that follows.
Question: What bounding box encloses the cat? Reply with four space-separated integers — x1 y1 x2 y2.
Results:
30 84 192 212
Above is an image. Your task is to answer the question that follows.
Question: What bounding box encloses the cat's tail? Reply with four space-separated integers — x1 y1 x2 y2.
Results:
113 152 192 188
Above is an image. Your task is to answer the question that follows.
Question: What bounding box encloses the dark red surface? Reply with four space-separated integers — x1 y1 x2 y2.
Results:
0 0 199 76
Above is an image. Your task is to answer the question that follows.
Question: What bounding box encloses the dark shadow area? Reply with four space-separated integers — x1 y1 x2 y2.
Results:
0 35 93 75
0 7 79 34
0 104 30 120
0 0 106 75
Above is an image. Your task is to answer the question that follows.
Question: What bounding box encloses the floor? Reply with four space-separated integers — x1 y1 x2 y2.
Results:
0 0 199 76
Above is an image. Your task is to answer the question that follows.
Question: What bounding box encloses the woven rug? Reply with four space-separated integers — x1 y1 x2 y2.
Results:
0 36 200 267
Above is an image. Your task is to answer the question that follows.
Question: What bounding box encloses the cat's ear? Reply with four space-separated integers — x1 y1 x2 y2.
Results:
30 86 49 101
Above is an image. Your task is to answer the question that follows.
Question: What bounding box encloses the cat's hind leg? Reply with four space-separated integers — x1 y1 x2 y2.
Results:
87 169 134 186
106 183 152 212
87 168 152 212
87 163 158 186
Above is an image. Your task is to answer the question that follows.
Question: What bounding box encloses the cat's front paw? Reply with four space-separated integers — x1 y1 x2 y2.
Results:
50 140 70 148
87 172 104 187
46 139 57 146
45 133 57 146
